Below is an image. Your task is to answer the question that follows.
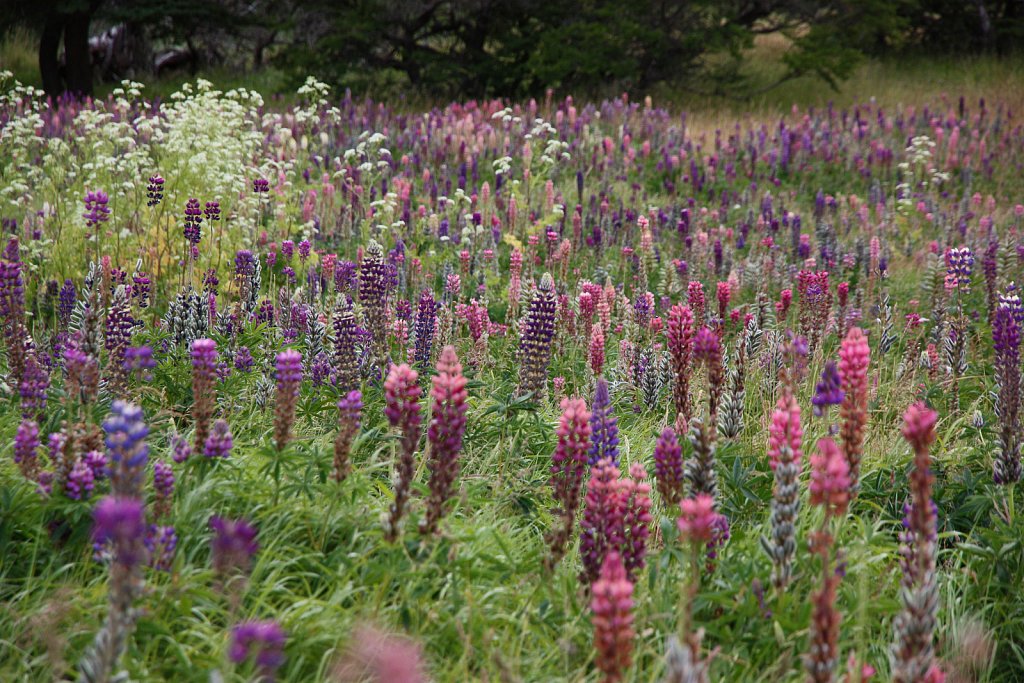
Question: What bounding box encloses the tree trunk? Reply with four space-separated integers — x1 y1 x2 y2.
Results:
39 16 65 100
63 12 94 99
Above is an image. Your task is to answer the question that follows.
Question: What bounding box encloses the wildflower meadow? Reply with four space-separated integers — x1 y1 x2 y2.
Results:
3 70 1024 682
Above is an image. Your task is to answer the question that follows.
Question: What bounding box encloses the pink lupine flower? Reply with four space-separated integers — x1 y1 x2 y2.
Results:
420 347 469 535
384 363 422 542
591 552 634 683
678 494 724 545
546 397 592 568
809 438 850 518
839 327 870 493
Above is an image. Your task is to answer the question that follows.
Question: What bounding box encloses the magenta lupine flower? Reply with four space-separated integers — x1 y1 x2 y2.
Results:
65 458 95 500
210 516 259 577
687 281 706 326
191 339 219 453
421 347 469 535
588 378 620 466
103 400 150 499
693 326 724 426
229 620 286 678
580 458 626 585
14 419 41 480
590 324 605 377
809 438 850 518
333 624 428 683
666 304 695 427
678 494 725 545
203 419 234 459
82 190 111 228
768 392 803 471
811 361 845 418
333 390 363 483
153 459 175 518
653 426 684 508
273 349 303 451
839 327 870 493
892 402 940 682
591 552 635 683
546 397 592 568
384 363 423 541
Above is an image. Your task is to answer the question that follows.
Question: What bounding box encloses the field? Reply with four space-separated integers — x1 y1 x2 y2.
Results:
1 67 1024 682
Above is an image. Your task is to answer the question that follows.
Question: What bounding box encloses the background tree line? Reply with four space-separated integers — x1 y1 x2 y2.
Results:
3 0 1023 100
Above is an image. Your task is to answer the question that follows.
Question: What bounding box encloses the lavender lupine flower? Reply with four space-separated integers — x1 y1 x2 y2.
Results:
84 450 107 481
234 346 254 373
123 345 156 382
993 302 1022 484
588 378 620 466
105 287 135 390
229 621 286 680
103 401 150 499
273 350 303 451
384 364 422 541
333 390 363 483
183 198 203 245
191 339 219 453
146 176 164 206
146 525 177 572
82 190 111 228
414 290 437 368
892 403 941 683
812 361 845 418
653 426 685 509
153 459 175 519
14 419 41 480
332 300 360 394
203 419 234 458
170 431 192 464
78 496 147 682
518 273 557 397
359 241 390 373
420 347 469 535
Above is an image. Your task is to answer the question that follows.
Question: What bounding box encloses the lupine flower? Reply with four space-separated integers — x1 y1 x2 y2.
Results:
65 458 95 500
414 290 437 368
992 301 1022 484
273 349 303 451
838 327 870 493
653 426 685 508
688 281 706 326
892 402 940 683
420 347 468 535
693 327 724 427
229 621 286 679
191 339 219 453
546 397 592 568
580 458 626 585
590 323 606 376
332 300 361 394
234 346 255 373
806 570 842 683
518 273 558 397
84 450 107 481
210 516 259 578
764 391 802 589
332 624 428 683
103 401 150 499
809 438 850 518
152 459 174 518
82 190 111 228
684 417 718 502
944 246 974 291
678 494 725 545
812 361 845 418
146 176 164 206
666 304 695 427
200 419 232 459
123 345 156 382
591 552 634 683
384 363 422 541
14 418 41 481
588 378 620 466
333 390 363 483
146 524 177 572
359 241 390 373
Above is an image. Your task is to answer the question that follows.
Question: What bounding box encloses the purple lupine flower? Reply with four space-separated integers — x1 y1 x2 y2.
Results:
18 354 49 419
993 301 1022 484
518 273 557 397
170 431 192 464
359 241 389 372
653 426 684 508
588 378 620 466
191 339 219 453
146 525 177 572
14 418 41 480
414 290 436 368
235 249 256 277
281 240 295 261
146 176 164 206
92 496 147 567
203 201 220 222
84 450 107 480
103 400 150 498
811 361 845 418
65 459 95 500
273 350 303 450
124 345 156 382
58 279 76 329
234 346 254 372
229 621 286 678
131 271 151 307
310 352 332 388
183 198 203 244
945 246 974 290
253 178 270 193
153 459 175 518
82 190 111 228
333 390 363 483
210 516 258 576
203 419 234 458
298 240 311 261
